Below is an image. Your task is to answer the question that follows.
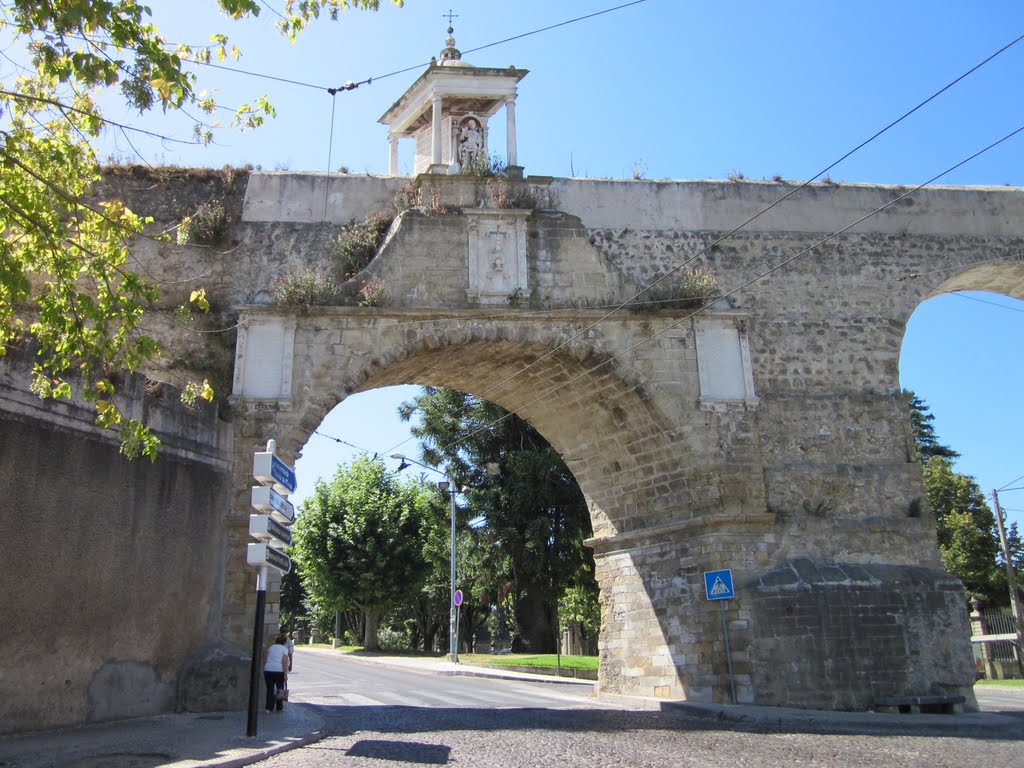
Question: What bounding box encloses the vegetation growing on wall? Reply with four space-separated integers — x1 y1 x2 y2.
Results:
335 211 395 279
629 267 721 312
271 267 345 310
0 0 402 458
176 199 228 246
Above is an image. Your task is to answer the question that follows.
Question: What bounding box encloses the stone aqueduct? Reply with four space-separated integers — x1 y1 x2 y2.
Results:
6 166 1024 731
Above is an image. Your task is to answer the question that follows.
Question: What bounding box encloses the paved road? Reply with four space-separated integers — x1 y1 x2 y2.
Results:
288 649 607 710
271 652 1024 768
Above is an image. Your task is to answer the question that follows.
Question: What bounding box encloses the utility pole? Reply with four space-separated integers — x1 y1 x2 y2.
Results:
992 489 1024 673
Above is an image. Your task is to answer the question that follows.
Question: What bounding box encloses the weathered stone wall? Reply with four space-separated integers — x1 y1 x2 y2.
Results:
750 559 974 709
11 169 1024 722
0 355 238 734
210 173 1024 710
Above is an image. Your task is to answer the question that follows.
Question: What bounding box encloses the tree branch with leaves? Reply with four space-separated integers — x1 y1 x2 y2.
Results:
0 0 402 457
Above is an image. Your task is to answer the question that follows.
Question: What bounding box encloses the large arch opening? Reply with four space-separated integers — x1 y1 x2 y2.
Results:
899 263 1024 678
233 312 750 702
286 382 601 663
899 261 1024 529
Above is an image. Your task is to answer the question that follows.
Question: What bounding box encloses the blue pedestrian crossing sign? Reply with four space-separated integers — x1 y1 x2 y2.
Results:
704 569 735 601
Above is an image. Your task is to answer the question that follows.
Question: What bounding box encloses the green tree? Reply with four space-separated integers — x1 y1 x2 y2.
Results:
0 0 400 457
906 391 960 460
399 387 596 653
291 453 428 650
908 394 1004 601
923 456 1000 600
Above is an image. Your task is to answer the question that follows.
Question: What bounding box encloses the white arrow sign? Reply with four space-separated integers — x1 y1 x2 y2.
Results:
251 485 295 524
249 514 293 548
247 542 291 574
253 451 297 495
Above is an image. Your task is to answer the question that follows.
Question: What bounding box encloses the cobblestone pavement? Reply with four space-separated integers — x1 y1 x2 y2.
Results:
257 704 1024 768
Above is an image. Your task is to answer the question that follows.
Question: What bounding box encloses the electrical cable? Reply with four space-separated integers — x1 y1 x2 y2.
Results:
949 291 1024 314
312 429 371 454
379 25 1024 457
423 123 1024 457
999 475 1024 491
327 0 651 93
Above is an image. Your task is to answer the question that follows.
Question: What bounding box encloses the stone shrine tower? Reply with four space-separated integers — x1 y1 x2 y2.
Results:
378 25 527 176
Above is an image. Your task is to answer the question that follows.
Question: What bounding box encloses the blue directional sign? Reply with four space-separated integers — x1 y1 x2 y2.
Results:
251 485 295 524
253 451 297 495
704 569 735 601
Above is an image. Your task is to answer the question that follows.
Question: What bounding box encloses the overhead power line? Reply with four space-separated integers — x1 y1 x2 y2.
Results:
172 1 653 94
950 291 1024 314
425 123 1024 457
382 30 1024 458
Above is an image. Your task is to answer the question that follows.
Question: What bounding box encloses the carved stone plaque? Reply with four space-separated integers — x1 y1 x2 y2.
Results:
465 209 530 304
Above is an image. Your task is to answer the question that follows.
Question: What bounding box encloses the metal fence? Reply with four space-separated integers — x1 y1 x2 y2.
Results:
981 608 1020 662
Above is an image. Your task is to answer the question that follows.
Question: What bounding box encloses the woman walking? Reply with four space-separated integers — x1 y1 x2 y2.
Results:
263 632 289 713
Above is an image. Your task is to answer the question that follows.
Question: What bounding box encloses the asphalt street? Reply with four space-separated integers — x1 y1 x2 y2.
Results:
271 650 1024 768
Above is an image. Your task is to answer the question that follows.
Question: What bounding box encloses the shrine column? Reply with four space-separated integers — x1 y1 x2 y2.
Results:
388 133 399 176
506 96 518 167
431 95 443 166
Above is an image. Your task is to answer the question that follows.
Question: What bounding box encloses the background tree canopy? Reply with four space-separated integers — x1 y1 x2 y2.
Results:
399 386 597 653
907 390 1019 605
0 0 401 457
291 453 429 650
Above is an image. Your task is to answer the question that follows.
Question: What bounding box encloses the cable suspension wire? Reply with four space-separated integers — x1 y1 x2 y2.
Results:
380 32 1024 457
999 475 1024 491
328 0 652 93
426 123 1024 457
313 430 371 454
950 291 1024 314
458 29 1024 409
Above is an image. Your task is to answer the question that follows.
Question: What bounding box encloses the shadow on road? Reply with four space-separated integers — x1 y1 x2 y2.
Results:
304 702 1024 742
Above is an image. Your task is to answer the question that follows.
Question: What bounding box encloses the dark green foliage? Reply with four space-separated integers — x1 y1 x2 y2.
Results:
176 198 227 245
907 391 960 460
923 456 1000 600
399 387 596 653
291 454 430 650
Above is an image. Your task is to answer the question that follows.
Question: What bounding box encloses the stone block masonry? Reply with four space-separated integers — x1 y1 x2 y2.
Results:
213 173 1020 710
10 169 1024 725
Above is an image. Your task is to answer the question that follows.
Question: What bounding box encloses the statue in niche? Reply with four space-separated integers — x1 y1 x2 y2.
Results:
457 116 483 170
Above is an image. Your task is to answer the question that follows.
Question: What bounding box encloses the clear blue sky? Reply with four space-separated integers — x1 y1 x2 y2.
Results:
26 1 1024 525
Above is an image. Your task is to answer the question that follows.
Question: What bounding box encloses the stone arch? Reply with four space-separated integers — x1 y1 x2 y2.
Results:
288 317 686 542
924 259 1024 301
229 307 771 703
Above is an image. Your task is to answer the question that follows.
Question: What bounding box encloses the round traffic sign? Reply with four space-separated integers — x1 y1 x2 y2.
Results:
453 589 464 607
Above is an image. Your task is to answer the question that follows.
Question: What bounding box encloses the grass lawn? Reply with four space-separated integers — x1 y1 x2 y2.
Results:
305 643 362 652
460 653 599 670
301 645 598 670
975 678 1024 687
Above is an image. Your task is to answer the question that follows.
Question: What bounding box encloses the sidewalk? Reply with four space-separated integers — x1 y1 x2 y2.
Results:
1 653 1020 767
0 704 325 768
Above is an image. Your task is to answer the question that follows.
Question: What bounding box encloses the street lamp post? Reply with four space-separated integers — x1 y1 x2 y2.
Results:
392 453 460 663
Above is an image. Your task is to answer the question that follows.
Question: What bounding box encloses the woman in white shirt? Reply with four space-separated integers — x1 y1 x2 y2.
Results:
263 632 290 713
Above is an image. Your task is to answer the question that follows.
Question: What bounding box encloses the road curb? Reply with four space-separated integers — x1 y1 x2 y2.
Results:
662 700 1024 735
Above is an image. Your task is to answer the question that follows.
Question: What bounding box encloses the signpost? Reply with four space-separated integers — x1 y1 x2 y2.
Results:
251 485 295 524
246 439 296 738
452 588 464 656
703 568 737 704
